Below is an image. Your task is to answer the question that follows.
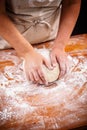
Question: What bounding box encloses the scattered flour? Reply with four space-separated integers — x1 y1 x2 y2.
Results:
0 49 87 130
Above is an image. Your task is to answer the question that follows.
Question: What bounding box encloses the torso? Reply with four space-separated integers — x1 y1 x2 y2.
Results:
6 0 62 14
5 0 62 44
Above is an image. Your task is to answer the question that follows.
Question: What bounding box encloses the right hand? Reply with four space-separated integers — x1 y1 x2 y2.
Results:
23 50 52 85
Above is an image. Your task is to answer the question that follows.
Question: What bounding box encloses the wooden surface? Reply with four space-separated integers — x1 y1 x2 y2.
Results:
0 34 87 130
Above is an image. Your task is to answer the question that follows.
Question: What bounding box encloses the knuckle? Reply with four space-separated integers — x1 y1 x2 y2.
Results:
33 65 39 71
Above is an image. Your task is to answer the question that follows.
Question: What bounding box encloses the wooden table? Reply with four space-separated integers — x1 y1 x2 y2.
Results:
0 34 87 130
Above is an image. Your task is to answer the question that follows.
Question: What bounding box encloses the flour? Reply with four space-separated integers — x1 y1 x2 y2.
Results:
0 49 87 130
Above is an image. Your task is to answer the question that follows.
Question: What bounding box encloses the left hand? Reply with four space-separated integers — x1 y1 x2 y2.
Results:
50 44 69 78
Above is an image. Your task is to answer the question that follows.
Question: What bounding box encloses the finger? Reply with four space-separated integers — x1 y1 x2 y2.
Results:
37 68 47 85
24 69 31 81
60 64 67 77
27 74 31 81
66 55 73 71
50 53 57 67
43 58 53 70
29 72 35 82
28 74 36 84
32 70 39 82
31 68 45 84
32 70 43 84
57 59 66 78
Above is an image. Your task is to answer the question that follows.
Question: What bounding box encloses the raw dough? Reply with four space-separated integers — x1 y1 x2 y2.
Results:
37 49 60 83
42 63 60 83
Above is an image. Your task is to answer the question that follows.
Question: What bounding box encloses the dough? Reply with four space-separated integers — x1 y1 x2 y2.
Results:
42 63 60 83
37 49 60 83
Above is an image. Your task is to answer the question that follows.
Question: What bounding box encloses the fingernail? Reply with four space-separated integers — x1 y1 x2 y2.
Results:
45 81 48 85
49 66 54 70
53 63 57 67
39 82 43 85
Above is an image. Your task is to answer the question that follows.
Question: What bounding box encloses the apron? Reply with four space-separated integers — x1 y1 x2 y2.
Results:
0 0 62 49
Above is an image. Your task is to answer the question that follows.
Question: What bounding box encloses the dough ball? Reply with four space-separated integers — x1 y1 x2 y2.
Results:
42 63 60 83
37 48 60 83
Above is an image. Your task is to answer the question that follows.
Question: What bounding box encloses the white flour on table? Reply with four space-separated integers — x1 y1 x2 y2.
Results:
0 49 87 130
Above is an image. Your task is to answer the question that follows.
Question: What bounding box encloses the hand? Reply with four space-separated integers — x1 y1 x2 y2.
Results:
23 50 52 85
50 44 69 78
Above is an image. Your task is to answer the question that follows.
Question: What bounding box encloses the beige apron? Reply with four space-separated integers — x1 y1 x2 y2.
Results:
0 0 62 49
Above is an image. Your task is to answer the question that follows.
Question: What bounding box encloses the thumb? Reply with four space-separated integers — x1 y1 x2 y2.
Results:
43 58 53 70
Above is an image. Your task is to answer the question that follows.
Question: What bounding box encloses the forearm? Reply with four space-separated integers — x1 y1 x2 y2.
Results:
55 0 81 49
0 13 33 57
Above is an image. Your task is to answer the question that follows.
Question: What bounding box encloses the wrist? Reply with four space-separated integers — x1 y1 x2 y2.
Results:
16 42 34 58
54 35 70 49
53 39 66 51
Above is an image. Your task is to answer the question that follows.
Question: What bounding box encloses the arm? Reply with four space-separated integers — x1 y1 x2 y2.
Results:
0 0 51 84
55 0 81 47
50 0 81 76
0 0 33 57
